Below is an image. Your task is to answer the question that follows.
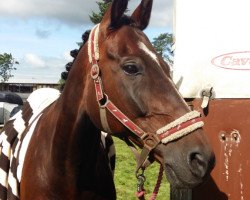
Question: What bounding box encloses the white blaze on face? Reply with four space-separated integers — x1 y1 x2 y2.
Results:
138 41 160 67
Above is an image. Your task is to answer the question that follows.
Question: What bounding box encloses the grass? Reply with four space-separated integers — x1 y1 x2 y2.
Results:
113 137 170 200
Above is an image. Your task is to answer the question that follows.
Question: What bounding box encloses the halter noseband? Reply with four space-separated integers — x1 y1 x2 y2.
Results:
88 24 204 172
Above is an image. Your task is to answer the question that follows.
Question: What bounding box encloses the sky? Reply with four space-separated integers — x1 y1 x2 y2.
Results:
0 0 173 83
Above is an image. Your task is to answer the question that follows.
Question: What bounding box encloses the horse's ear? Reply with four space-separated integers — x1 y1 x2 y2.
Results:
101 0 128 29
110 0 128 28
131 0 153 30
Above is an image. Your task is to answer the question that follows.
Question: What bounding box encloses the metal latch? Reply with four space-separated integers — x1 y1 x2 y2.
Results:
200 87 215 109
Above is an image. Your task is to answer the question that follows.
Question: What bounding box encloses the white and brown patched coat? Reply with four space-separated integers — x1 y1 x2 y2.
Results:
0 88 115 200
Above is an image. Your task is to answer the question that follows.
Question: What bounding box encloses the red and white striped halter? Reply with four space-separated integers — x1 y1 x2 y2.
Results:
88 24 204 169
88 24 204 200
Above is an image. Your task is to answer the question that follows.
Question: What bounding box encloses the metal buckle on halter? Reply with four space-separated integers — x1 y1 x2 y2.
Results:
99 94 109 108
141 133 161 151
91 64 100 80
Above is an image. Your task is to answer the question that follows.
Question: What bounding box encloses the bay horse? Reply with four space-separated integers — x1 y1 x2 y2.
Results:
0 0 215 199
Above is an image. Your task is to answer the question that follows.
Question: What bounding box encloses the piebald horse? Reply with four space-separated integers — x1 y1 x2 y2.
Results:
0 0 215 199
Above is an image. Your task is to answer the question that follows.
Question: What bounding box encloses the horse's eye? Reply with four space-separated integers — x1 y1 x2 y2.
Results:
122 64 139 75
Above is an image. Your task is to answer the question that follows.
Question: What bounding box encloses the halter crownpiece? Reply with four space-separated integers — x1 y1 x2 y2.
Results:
88 24 100 64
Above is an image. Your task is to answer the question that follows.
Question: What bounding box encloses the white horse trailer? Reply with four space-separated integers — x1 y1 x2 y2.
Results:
172 0 250 200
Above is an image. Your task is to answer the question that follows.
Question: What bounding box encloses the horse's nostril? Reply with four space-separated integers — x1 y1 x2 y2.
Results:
188 152 208 178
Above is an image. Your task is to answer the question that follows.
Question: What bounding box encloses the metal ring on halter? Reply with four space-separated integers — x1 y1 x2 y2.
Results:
91 64 100 80
99 94 109 108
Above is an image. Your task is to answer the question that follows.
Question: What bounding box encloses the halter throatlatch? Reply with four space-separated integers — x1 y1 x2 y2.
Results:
88 24 204 198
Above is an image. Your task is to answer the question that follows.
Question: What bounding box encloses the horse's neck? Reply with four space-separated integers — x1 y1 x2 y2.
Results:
50 48 97 171
43 49 115 197
48 99 115 199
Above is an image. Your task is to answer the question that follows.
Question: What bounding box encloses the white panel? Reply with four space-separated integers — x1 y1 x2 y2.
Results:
173 0 250 98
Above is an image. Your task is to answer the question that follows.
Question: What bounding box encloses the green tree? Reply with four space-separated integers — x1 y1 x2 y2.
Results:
151 33 174 65
57 78 65 91
89 0 112 24
0 53 18 83
76 0 112 47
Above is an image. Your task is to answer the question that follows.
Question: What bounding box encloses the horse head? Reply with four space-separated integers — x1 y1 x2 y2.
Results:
74 0 215 189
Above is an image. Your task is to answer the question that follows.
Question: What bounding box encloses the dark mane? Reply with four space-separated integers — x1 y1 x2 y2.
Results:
60 16 135 91
60 30 90 91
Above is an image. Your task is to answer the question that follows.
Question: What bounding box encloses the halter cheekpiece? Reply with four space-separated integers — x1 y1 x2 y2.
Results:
87 24 204 169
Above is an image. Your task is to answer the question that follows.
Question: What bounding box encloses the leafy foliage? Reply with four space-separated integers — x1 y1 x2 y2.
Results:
152 33 174 65
0 53 18 83
90 0 112 24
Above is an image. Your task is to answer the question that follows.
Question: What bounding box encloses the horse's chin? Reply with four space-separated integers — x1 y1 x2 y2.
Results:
165 165 204 189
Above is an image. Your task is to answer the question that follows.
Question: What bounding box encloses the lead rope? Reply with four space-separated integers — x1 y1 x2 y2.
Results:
136 165 164 200
149 165 164 200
